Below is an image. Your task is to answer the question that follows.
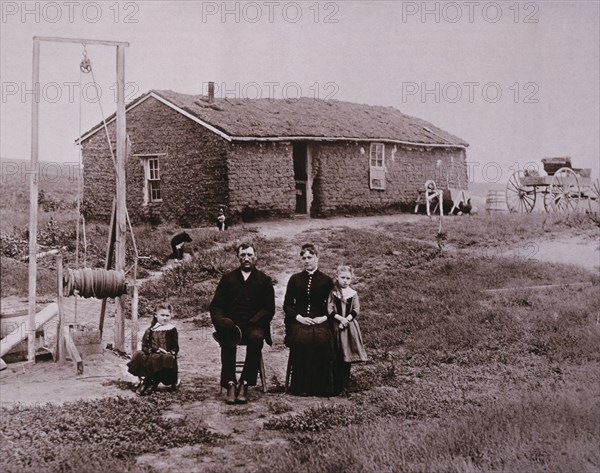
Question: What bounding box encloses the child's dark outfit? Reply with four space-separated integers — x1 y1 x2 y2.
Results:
170 231 192 260
127 322 179 392
216 210 227 231
328 287 368 391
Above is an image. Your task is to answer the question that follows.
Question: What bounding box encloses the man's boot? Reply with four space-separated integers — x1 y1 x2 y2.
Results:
236 380 248 404
225 381 236 404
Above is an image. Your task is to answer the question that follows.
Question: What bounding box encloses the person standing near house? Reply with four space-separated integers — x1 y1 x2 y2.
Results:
216 206 227 231
283 243 338 397
210 243 275 404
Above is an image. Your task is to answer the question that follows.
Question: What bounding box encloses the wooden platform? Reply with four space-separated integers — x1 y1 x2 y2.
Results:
521 175 592 188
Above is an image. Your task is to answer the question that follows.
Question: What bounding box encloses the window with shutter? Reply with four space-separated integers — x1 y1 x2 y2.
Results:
369 143 386 190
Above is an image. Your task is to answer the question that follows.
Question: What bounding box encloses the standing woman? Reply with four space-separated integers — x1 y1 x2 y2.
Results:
283 243 337 396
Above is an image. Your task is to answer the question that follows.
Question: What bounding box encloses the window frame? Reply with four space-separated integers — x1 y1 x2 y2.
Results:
147 157 162 202
138 154 165 204
369 143 386 190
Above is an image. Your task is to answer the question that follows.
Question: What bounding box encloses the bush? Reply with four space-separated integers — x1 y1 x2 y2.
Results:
0 227 27 258
38 189 75 213
0 219 76 259
264 403 368 433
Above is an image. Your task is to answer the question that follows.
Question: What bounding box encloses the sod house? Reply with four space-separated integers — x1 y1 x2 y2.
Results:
80 89 469 225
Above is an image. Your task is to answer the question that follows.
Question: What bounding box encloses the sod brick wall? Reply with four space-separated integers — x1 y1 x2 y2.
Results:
227 141 296 221
82 96 228 226
311 142 468 216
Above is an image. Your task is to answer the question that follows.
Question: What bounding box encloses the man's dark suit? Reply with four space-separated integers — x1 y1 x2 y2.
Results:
210 268 275 387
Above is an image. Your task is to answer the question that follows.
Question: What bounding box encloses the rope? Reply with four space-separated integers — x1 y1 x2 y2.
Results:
75 64 83 271
63 268 127 299
125 206 139 281
75 44 139 292
82 214 87 267
84 46 138 280
89 60 117 172
80 44 117 171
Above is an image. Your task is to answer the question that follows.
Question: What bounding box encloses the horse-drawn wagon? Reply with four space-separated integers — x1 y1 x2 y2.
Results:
505 157 599 213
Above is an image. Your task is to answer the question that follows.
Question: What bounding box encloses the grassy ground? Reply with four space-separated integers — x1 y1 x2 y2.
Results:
246 224 599 473
0 159 80 229
2 158 598 472
1 212 598 473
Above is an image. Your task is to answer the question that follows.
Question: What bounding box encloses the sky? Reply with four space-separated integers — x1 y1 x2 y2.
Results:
1 0 599 185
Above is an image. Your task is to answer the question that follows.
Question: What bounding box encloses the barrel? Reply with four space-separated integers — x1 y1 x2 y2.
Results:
485 190 507 213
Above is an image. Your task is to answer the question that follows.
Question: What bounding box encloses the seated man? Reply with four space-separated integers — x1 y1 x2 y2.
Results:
210 243 275 404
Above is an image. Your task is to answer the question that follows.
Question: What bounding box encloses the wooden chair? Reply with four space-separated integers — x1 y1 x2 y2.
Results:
213 333 267 393
234 346 267 393
285 356 292 393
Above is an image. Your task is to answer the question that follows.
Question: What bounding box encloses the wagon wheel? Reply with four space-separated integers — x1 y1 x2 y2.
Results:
506 170 536 213
545 167 581 212
589 178 600 213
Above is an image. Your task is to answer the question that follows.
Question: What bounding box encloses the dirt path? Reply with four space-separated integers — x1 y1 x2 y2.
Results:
244 213 422 240
530 236 599 271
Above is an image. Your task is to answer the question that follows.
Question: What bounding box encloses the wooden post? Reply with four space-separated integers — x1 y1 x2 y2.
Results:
114 44 127 352
34 36 129 47
438 190 444 234
55 254 65 362
131 283 139 354
27 38 41 362
64 325 83 375
99 199 117 337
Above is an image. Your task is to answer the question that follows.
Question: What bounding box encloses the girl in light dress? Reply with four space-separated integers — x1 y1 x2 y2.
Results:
327 265 368 391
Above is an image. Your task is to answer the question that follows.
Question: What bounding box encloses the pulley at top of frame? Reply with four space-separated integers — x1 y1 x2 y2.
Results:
80 47 92 74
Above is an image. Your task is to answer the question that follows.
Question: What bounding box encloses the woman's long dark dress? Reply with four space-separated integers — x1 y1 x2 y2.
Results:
283 269 339 396
127 324 179 386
